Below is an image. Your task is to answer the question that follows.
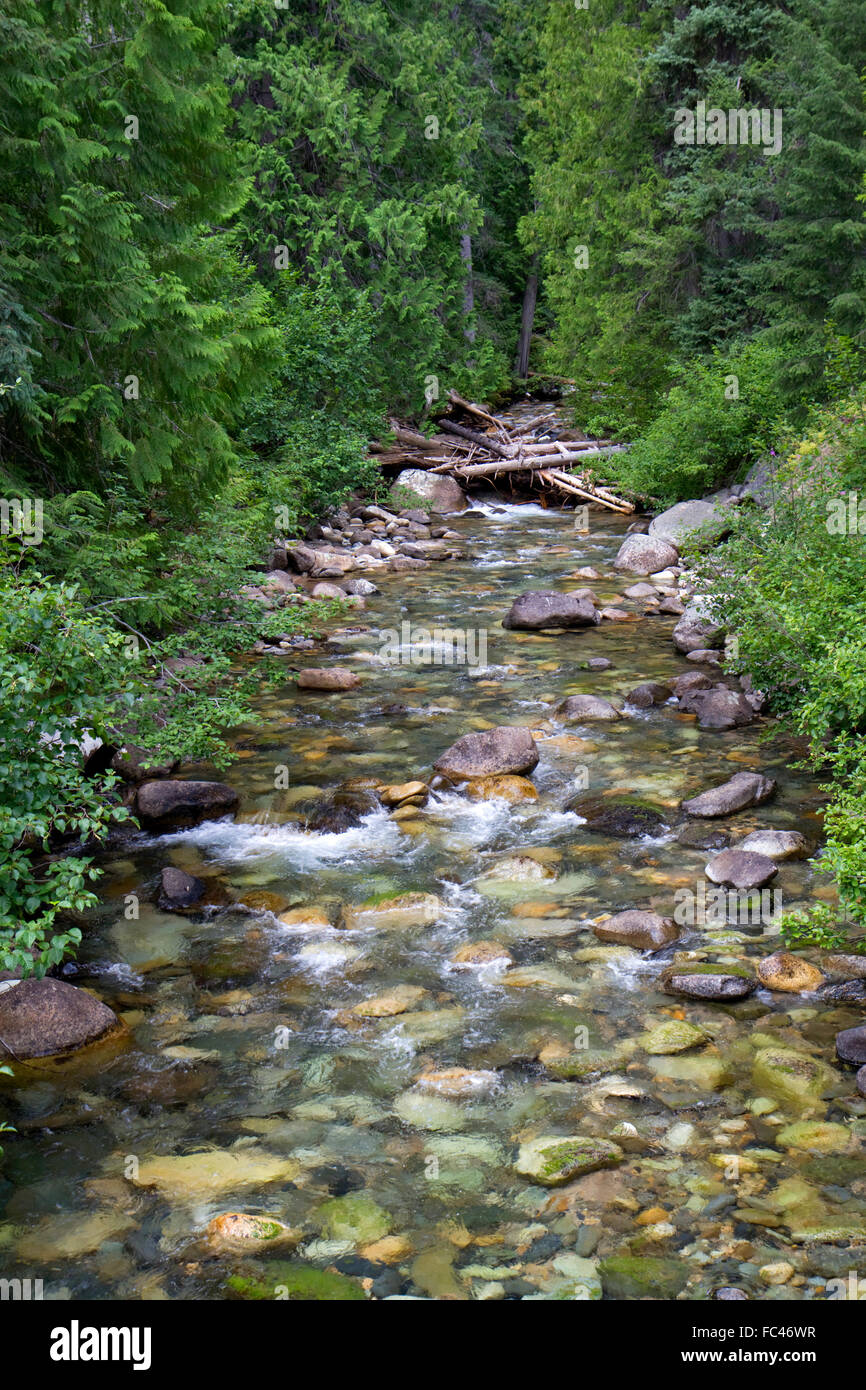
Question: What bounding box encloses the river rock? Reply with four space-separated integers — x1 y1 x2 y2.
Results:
672 671 713 698
564 794 668 836
672 605 725 654
649 499 733 548
556 694 622 722
158 866 205 910
514 1135 623 1186
110 744 179 783
317 1194 392 1244
836 1026 866 1066
0 978 121 1061
858 1065 866 1097
594 910 679 951
478 855 556 882
204 1213 299 1255
735 830 808 860
662 964 756 1000
391 469 467 513
705 849 778 889
346 984 428 1018
415 1067 499 1097
306 788 379 832
757 952 824 993
380 780 428 806
752 1047 834 1108
676 823 730 851
450 940 513 968
464 774 538 803
434 726 539 779
613 534 679 575
599 1255 688 1299
309 581 347 600
626 681 672 708
678 687 757 729
135 779 239 827
130 1148 300 1201
640 1019 706 1054
502 590 599 630
343 892 444 931
681 771 776 818
344 578 379 596
297 668 361 691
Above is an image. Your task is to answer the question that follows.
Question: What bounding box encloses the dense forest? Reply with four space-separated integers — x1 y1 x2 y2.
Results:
4 0 866 968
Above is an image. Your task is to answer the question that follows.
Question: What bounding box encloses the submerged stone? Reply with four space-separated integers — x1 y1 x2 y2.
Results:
515 1135 623 1186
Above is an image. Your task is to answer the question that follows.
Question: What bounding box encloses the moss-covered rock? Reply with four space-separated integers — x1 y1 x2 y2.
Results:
599 1255 689 1299
226 1263 366 1300
752 1046 835 1110
316 1193 392 1245
514 1135 622 1186
640 1019 707 1055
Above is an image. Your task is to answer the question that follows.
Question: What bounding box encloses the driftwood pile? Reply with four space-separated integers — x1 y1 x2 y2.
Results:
372 391 633 513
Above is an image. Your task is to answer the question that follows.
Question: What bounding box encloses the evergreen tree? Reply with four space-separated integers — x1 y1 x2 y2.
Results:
0 0 273 500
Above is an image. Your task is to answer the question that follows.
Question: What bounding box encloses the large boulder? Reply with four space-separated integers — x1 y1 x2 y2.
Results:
649 499 733 549
502 590 598 630
672 604 726 654
681 771 776 818
757 952 825 994
391 469 467 514
735 830 808 860
705 849 779 890
662 964 757 1001
594 910 679 950
565 794 668 837
556 694 622 722
613 534 679 575
0 978 121 1060
135 779 239 828
433 726 539 780
677 686 757 730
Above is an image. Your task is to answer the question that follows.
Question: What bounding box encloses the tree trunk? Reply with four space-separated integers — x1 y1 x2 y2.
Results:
460 231 476 343
515 258 538 379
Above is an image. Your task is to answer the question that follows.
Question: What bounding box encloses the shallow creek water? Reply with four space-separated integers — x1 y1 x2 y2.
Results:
2 495 865 1301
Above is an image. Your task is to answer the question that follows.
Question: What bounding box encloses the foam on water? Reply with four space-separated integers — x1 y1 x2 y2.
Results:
156 806 407 869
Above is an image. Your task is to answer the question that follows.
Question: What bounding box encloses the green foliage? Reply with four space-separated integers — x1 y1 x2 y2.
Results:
778 906 850 953
608 339 792 504
225 0 519 414
522 0 866 432
0 0 276 500
0 564 135 975
694 403 866 924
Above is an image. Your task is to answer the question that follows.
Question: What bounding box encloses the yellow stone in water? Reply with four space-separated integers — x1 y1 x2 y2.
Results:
129 1148 301 1201
17 1211 136 1263
278 905 333 929
464 775 538 804
450 940 512 967
348 984 427 1018
381 780 428 805
415 1067 499 1098
360 1234 414 1263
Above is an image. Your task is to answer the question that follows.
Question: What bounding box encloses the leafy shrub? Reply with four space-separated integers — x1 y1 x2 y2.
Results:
606 339 793 505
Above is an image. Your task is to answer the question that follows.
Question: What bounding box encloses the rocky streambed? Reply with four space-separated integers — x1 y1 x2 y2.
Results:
1 491 865 1303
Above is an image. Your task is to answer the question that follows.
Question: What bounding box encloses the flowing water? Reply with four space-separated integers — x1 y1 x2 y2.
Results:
2 488 865 1301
